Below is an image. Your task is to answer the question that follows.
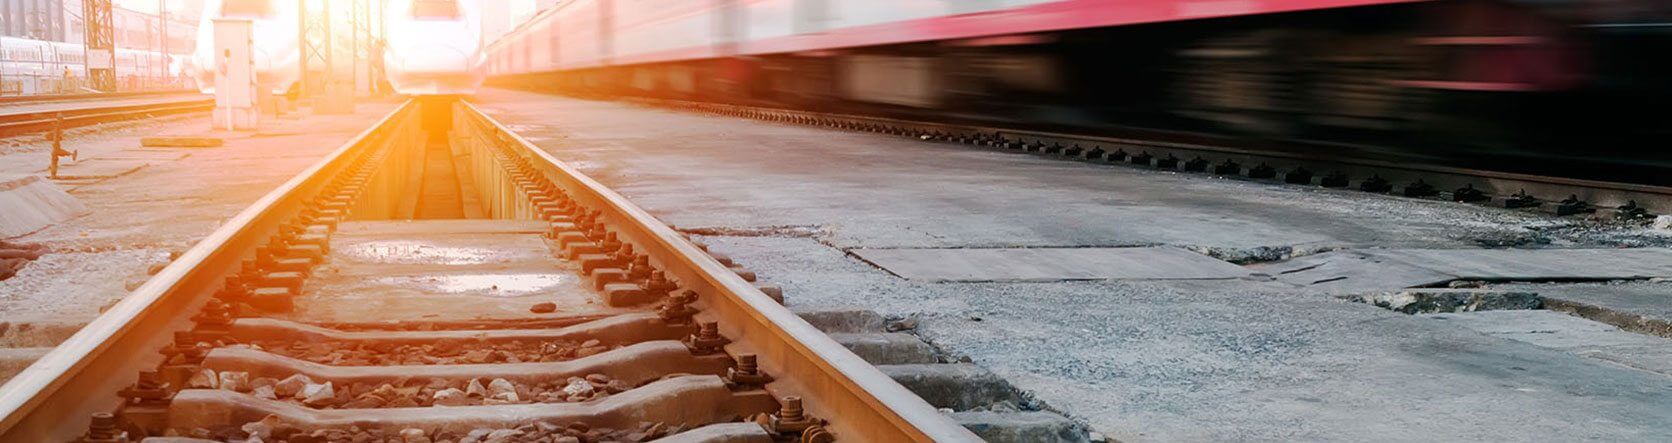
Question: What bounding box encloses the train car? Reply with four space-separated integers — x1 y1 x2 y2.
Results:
192 0 301 95
2 36 183 96
382 0 486 96
487 0 1672 157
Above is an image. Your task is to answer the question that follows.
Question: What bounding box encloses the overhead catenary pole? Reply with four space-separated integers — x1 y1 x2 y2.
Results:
83 0 116 91
299 0 334 104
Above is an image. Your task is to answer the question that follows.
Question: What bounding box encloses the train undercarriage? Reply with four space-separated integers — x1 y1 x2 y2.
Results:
493 1 1672 182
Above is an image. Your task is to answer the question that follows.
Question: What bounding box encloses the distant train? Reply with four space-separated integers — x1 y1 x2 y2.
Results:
0 36 187 96
191 0 301 95
382 0 485 95
485 0 1672 156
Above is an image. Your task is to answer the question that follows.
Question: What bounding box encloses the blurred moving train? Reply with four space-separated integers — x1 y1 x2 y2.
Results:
0 36 187 96
382 0 486 96
191 0 301 95
486 0 1672 158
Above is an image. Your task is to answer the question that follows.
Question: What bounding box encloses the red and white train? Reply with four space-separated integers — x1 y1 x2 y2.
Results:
486 0 1672 155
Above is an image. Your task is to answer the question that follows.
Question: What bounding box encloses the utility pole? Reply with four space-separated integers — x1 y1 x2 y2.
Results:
83 0 116 91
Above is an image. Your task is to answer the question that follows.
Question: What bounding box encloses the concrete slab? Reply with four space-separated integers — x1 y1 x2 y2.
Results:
1376 248 1672 280
90 150 189 161
140 136 224 148
850 246 1249 282
0 174 87 237
1424 310 1672 376
279 220 633 324
1255 248 1672 292
47 158 149 180
1250 249 1456 291
950 411 1090 443
1492 282 1672 338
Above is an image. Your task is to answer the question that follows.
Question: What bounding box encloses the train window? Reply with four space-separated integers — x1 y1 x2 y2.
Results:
412 0 460 19
221 0 275 18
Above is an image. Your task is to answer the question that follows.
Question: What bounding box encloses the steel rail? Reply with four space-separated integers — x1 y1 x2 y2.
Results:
0 99 214 137
0 100 416 442
0 90 198 105
634 97 1672 217
460 100 983 442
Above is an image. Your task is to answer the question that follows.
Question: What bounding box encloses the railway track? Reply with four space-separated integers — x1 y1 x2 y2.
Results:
0 98 986 442
642 99 1672 221
0 96 213 138
0 91 198 106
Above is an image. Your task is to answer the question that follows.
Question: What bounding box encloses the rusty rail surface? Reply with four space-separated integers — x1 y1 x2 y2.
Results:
0 97 981 442
457 101 980 442
0 100 414 441
0 98 213 138
633 98 1672 218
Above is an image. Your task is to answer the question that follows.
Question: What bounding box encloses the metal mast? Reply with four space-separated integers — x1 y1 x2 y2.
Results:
353 0 371 94
83 0 116 91
299 0 332 101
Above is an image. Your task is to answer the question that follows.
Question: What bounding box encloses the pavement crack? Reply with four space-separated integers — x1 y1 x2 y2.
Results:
675 224 824 238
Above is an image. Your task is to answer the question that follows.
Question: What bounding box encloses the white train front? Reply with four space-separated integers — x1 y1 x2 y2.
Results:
382 0 485 96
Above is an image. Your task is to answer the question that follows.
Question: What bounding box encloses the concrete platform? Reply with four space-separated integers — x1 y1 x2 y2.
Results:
852 246 1249 282
280 220 630 324
474 89 1672 441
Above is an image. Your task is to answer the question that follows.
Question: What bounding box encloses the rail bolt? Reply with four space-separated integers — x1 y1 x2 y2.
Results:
1320 171 1350 188
1284 167 1313 184
1453 184 1489 203
1359 175 1392 193
1505 189 1540 209
659 290 699 324
1212 159 1240 175
116 371 172 436
686 321 729 355
190 299 235 338
627 255 653 280
613 243 636 263
728 353 774 386
161 331 206 365
1403 180 1438 198
1184 157 1209 172
79 412 125 443
1556 195 1595 216
774 396 819 434
801 425 836 443
1616 200 1650 220
1107 149 1129 162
